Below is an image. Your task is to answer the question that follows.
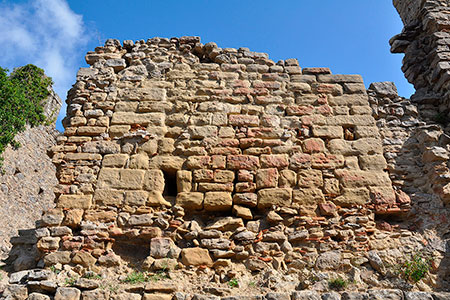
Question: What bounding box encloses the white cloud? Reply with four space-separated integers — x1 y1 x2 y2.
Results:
0 0 90 130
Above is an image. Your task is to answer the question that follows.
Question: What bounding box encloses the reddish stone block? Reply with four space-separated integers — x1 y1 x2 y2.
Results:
395 190 411 205
186 156 211 169
286 105 314 116
218 138 240 147
256 168 279 189
302 67 332 75
289 153 312 170
311 153 345 169
229 114 260 127
316 105 333 115
260 154 289 168
237 170 254 182
240 138 264 148
211 155 226 169
227 155 260 170
302 138 325 153
319 202 337 216
210 147 241 155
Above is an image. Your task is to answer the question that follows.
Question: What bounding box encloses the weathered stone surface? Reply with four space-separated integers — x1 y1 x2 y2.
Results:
181 247 213 266
257 188 292 208
204 192 233 211
54 287 81 300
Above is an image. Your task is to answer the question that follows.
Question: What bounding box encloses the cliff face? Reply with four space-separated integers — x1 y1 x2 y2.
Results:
0 90 61 269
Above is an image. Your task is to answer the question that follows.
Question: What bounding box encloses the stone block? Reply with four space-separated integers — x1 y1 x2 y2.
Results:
111 112 165 126
129 153 149 169
297 169 323 188
292 189 324 205
55 287 81 300
76 126 106 136
279 169 297 188
257 188 292 209
186 156 212 169
228 114 259 126
193 169 214 182
302 138 325 153
334 188 370 206
72 251 96 268
177 170 192 192
289 153 312 170
311 153 345 169
227 155 260 170
214 170 235 183
312 126 343 139
97 168 145 190
57 194 92 209
256 168 279 189
260 154 289 168
143 169 165 192
188 126 218 139
204 192 233 211
233 193 258 207
44 251 71 266
124 190 149 206
181 247 213 267
93 189 124 206
176 192 204 210
335 169 391 188
198 182 233 192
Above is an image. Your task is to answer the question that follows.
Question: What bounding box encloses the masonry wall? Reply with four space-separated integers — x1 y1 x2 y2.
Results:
30 36 421 279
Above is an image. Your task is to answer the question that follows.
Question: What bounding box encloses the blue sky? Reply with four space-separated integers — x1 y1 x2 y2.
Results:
0 0 412 131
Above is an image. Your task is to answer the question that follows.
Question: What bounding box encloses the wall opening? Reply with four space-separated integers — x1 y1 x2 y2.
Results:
163 171 178 198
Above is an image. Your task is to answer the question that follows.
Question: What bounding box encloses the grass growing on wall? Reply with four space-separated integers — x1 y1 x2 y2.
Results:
0 64 52 168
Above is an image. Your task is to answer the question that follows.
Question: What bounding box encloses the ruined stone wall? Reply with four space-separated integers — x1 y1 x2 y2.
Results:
391 0 450 120
15 36 449 298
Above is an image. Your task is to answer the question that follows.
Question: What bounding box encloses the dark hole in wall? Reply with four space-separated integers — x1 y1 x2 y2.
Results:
163 171 178 198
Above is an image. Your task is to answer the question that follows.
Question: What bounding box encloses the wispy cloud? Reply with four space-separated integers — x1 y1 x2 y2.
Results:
0 0 90 129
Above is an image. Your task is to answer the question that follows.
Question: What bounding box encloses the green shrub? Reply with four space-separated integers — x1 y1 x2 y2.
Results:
328 277 348 291
397 252 432 283
0 64 52 168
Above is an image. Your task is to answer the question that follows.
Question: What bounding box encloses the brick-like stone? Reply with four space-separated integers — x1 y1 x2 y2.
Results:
227 155 260 170
204 192 233 211
97 168 145 190
176 192 204 210
257 188 292 209
57 195 92 209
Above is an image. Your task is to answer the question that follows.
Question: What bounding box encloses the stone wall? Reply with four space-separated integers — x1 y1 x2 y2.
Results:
391 0 450 121
11 36 445 296
0 91 61 271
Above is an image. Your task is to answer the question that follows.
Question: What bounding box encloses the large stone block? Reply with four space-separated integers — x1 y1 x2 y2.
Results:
111 112 165 126
335 169 391 188
143 170 165 192
260 154 289 169
257 188 292 209
176 192 204 210
119 88 166 101
256 168 279 189
204 192 233 211
57 195 92 209
227 155 260 170
93 189 124 206
181 247 213 267
97 168 145 190
297 169 323 188
292 189 324 205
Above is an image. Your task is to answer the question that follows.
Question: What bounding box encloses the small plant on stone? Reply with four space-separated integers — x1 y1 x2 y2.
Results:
328 277 348 291
121 271 148 284
83 272 101 280
228 278 239 288
50 265 61 275
248 280 256 288
396 252 432 283
64 276 77 287
148 271 168 282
